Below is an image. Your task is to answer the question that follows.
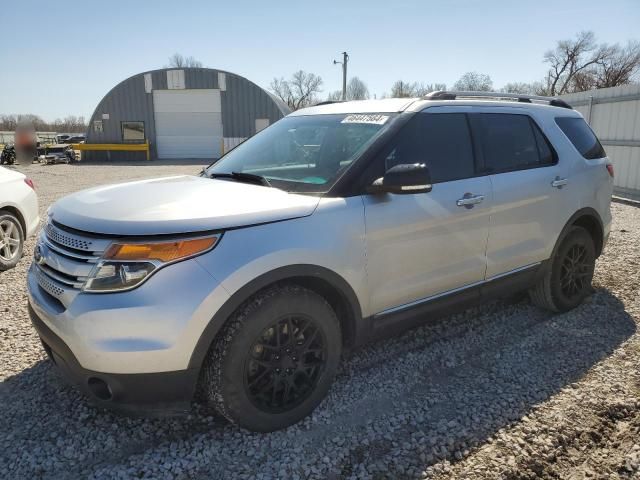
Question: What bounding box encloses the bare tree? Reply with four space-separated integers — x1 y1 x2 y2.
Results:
499 82 538 94
388 81 446 98
347 77 370 100
413 83 447 96
327 77 371 101
390 80 414 98
0 114 87 133
166 53 203 68
543 32 609 95
571 40 640 91
326 90 343 101
500 81 553 96
453 72 493 91
270 71 323 110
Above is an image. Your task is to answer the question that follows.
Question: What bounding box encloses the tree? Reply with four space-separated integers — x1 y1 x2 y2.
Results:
572 40 640 91
453 72 493 91
542 31 640 95
388 81 446 98
270 71 323 110
390 80 414 98
500 81 551 96
543 31 606 95
166 53 203 68
347 77 370 100
0 114 87 133
327 77 371 101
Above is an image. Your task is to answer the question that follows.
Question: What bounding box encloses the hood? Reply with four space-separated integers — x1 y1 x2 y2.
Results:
50 175 320 235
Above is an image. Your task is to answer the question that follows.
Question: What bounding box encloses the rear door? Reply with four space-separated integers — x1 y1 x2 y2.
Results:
471 109 571 278
363 109 492 315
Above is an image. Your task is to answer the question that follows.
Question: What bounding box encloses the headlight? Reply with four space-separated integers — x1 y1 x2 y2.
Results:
83 236 219 293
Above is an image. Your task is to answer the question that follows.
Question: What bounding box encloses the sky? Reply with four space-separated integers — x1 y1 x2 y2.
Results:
1 0 639 122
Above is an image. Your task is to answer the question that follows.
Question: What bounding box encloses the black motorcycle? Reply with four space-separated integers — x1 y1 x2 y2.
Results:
0 144 16 165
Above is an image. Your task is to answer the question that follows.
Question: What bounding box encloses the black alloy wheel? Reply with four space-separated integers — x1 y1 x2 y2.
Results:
201 285 342 432
559 243 592 301
244 315 327 413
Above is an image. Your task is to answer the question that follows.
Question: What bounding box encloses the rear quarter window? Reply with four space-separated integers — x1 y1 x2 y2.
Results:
555 117 606 159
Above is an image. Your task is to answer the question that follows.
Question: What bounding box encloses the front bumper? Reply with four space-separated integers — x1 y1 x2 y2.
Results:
30 304 198 416
26 251 231 415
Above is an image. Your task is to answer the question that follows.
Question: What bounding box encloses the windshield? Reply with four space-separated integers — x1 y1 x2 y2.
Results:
206 113 395 193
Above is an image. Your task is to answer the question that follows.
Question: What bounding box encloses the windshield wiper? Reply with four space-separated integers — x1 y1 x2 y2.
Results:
209 171 272 187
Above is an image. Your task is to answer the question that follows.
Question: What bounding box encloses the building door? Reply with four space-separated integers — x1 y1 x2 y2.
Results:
153 89 223 159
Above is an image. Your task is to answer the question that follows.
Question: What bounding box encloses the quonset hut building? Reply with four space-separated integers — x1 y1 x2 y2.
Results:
84 67 290 161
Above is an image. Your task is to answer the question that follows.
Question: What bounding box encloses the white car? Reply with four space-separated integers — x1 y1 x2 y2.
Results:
28 92 612 432
0 166 39 270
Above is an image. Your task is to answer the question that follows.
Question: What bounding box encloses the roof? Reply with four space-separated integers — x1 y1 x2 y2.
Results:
288 97 582 117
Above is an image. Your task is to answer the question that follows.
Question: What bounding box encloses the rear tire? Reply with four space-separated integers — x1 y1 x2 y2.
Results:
0 211 24 271
200 284 342 432
529 226 596 312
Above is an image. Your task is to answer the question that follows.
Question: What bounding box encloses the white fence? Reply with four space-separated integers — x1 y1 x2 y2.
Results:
561 85 640 200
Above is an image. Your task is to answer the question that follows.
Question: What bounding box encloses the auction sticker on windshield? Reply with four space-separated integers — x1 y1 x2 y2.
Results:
341 114 389 125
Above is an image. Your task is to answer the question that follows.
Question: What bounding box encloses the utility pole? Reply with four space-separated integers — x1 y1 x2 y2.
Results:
333 51 349 101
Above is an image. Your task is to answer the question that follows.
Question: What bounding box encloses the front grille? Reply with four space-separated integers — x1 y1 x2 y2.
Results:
34 221 112 305
45 222 93 251
34 266 65 298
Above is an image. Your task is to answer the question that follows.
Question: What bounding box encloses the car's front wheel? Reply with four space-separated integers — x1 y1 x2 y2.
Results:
529 226 596 312
0 211 24 271
200 284 342 432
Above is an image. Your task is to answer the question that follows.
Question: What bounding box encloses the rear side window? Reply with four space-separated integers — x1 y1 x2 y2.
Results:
383 113 475 183
555 117 606 159
476 113 554 173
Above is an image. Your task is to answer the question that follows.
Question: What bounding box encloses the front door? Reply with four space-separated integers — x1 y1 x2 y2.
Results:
363 111 492 315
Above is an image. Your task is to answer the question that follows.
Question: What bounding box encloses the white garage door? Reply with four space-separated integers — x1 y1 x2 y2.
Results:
153 90 222 159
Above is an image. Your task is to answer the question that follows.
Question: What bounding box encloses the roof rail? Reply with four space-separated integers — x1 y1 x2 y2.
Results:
423 90 573 109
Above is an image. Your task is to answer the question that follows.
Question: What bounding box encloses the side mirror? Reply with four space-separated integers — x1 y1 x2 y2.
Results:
367 163 432 195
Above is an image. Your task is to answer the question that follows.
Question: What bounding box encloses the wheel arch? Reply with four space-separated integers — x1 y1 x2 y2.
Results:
555 207 605 259
188 264 364 371
0 204 26 237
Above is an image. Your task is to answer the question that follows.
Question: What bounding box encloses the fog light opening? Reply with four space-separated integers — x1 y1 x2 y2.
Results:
87 377 112 401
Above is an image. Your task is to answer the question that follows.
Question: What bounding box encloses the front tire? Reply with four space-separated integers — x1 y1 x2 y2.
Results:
529 226 596 312
200 284 342 432
0 212 24 271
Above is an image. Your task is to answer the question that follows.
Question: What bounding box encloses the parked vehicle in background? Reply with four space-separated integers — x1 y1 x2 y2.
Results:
56 134 71 144
64 134 85 144
0 144 16 165
0 166 38 270
37 144 75 164
27 92 612 432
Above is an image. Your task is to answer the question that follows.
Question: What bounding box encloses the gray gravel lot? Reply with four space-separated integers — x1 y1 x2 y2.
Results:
1 162 639 479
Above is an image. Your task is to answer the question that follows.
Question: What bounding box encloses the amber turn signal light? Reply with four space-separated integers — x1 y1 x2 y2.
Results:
104 237 218 263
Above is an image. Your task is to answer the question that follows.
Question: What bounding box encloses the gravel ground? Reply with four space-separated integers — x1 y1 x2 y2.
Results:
1 162 639 480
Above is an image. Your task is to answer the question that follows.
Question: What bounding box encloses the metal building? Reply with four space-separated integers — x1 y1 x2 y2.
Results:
560 84 640 200
84 67 289 161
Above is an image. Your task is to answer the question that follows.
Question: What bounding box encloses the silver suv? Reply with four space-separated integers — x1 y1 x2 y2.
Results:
28 92 613 432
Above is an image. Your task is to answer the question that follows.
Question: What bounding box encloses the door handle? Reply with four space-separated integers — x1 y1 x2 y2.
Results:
551 177 568 189
456 194 485 207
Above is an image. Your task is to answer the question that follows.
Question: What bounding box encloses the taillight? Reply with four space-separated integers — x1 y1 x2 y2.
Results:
606 164 614 178
24 178 35 190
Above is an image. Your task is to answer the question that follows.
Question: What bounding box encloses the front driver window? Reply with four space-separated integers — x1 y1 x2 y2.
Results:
383 113 475 183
